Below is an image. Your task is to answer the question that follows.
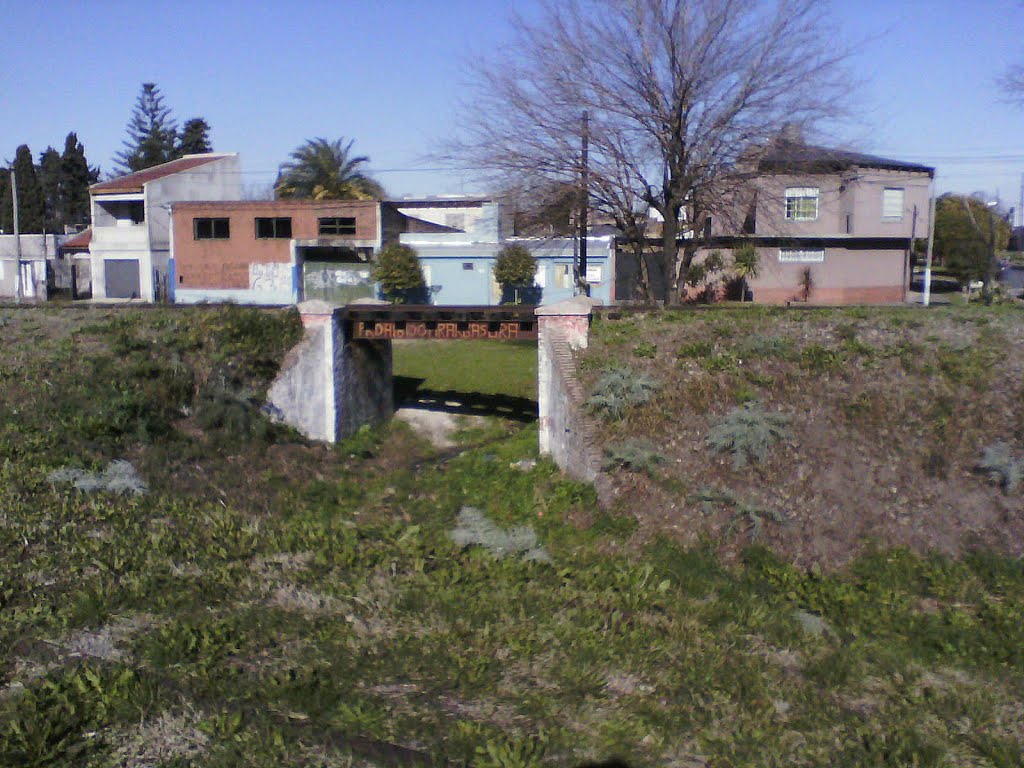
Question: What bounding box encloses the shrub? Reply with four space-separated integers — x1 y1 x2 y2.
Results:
602 440 665 473
493 245 536 288
585 367 658 420
373 244 426 303
706 402 791 468
977 442 1023 493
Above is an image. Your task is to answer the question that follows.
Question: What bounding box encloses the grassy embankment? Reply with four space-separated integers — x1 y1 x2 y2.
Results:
0 304 1021 768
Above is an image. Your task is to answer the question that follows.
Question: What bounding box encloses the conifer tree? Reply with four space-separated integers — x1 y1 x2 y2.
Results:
114 82 178 174
0 145 46 234
61 132 99 228
38 146 62 232
176 118 213 156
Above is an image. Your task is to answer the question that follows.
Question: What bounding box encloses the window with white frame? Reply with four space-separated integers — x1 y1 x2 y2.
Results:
882 188 904 220
779 248 824 263
785 187 819 220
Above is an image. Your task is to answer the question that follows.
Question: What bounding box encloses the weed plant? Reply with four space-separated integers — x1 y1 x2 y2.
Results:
602 440 665 474
586 367 657 420
706 402 791 468
450 506 551 562
977 442 1023 493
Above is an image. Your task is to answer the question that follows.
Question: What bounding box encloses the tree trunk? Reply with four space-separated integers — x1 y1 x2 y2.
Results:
661 213 679 305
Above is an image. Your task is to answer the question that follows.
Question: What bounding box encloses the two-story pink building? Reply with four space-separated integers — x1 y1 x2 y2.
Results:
726 141 934 304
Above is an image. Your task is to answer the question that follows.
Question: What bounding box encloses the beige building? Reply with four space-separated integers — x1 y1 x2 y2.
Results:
723 141 934 304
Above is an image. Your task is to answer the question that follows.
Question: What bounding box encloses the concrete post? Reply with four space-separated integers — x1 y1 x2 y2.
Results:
535 296 601 459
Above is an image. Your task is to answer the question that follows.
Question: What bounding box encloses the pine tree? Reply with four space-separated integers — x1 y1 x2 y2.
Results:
0 167 9 233
176 118 212 156
114 82 178 174
61 132 98 228
38 146 62 233
0 145 46 234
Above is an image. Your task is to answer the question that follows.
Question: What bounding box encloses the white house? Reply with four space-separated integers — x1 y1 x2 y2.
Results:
88 153 240 301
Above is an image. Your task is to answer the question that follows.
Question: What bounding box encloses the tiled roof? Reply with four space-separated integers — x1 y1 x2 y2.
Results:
59 228 91 250
90 154 231 194
757 142 934 176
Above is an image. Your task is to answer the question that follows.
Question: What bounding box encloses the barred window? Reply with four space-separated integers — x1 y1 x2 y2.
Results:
785 187 819 220
318 217 357 236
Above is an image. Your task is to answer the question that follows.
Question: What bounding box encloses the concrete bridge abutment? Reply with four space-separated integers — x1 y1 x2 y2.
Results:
267 300 393 443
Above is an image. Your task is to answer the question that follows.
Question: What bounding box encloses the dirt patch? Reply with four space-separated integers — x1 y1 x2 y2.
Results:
394 408 487 449
585 307 1024 568
108 707 209 767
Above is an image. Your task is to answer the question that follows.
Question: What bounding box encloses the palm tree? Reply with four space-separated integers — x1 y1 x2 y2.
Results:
732 243 760 303
275 137 384 200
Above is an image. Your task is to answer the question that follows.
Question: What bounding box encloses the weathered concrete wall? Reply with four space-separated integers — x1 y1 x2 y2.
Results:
267 301 393 442
536 298 605 490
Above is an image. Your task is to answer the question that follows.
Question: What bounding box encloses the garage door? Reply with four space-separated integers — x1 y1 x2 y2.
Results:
105 259 141 299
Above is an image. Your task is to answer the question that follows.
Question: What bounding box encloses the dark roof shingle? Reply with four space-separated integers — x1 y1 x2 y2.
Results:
757 142 934 176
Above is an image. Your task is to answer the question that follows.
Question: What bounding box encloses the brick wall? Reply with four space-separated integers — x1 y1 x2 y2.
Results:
537 299 610 502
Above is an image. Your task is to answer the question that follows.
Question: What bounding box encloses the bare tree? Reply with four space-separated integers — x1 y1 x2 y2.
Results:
998 64 1024 106
452 0 850 302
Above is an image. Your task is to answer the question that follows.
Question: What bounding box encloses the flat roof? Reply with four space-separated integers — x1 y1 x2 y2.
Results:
171 199 379 211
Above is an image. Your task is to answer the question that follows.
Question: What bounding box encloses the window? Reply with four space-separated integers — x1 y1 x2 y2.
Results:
554 264 573 289
318 217 357 236
194 217 230 240
462 262 475 271
255 217 292 238
785 187 819 220
779 248 824 263
882 188 904 220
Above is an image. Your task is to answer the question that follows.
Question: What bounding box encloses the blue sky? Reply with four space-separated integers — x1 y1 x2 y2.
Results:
2 1 1022 213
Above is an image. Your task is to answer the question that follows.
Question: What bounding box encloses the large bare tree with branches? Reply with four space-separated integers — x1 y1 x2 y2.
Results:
453 0 850 302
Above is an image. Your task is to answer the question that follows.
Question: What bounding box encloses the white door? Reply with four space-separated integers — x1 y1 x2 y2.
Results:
20 262 35 298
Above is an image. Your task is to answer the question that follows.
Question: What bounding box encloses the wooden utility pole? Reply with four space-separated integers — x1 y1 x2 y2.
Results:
11 170 22 303
578 110 590 296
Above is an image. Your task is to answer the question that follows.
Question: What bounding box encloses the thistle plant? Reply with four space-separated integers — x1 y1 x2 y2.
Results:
451 506 550 562
977 442 1023 493
706 402 791 469
602 440 665 474
586 367 657 420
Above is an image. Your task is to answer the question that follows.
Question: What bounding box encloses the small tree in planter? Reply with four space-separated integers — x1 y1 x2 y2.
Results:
494 244 540 304
373 244 427 303
732 243 760 303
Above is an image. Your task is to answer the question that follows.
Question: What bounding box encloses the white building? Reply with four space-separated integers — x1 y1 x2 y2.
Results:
88 153 240 301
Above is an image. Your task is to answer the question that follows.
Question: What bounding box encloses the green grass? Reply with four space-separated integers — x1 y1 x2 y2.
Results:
393 339 538 400
1 306 1022 767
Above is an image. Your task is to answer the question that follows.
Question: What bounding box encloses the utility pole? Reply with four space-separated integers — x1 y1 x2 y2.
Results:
922 184 936 307
1019 172 1023 228
11 170 22 303
577 110 590 296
